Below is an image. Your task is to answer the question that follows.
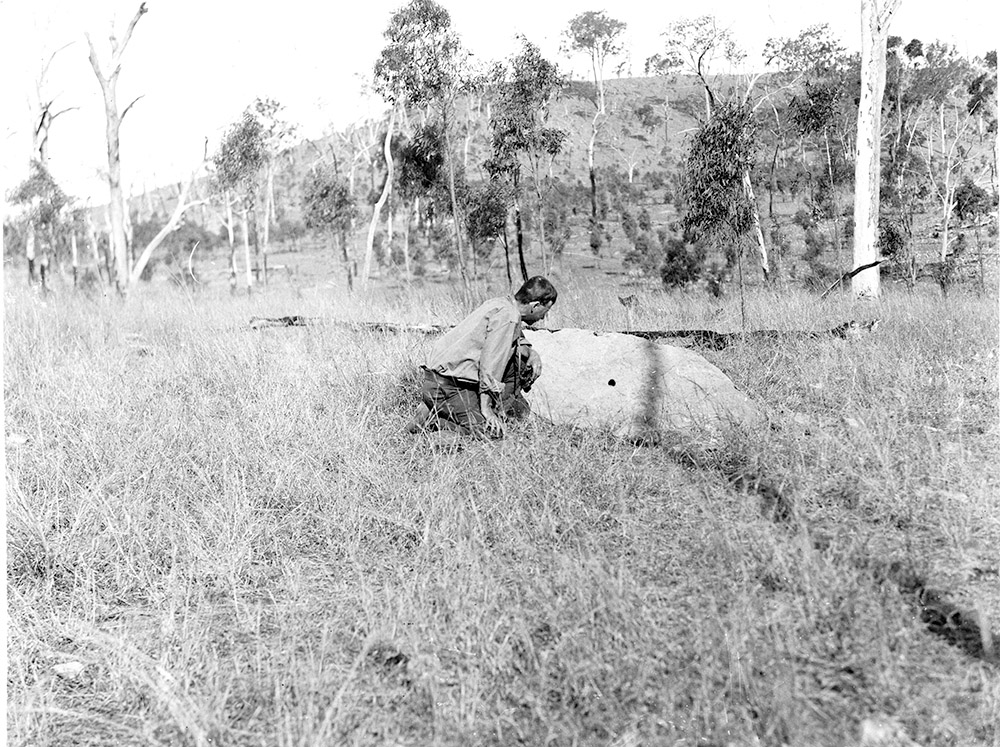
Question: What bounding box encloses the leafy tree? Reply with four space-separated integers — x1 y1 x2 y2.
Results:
373 0 468 283
661 15 773 278
9 160 69 288
249 97 297 286
953 177 991 222
302 163 358 289
213 111 265 295
464 180 512 280
656 15 743 121
660 228 707 288
562 11 626 226
396 122 446 275
486 37 567 280
682 101 760 273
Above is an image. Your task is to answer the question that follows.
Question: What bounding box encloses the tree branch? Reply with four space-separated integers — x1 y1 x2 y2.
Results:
85 33 109 89
129 172 208 286
39 42 74 84
113 3 148 69
121 95 145 124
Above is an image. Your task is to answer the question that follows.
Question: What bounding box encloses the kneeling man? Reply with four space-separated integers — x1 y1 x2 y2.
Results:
407 276 558 438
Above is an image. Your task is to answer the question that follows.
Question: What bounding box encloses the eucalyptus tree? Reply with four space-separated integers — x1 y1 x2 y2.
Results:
9 162 70 292
396 122 447 275
651 15 773 279
562 11 626 222
654 15 743 121
213 112 265 295
682 100 759 276
249 98 297 286
23 42 77 285
486 37 567 279
766 24 853 268
464 180 515 284
373 0 468 285
302 163 358 289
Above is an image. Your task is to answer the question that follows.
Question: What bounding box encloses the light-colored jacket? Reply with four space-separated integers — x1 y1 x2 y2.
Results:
424 295 529 396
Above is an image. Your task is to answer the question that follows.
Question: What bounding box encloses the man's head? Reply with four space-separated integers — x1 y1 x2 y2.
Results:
514 276 557 324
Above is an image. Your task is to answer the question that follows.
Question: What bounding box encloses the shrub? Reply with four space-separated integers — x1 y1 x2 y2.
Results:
803 227 829 261
623 230 662 276
659 228 706 288
620 208 638 244
953 178 991 222
878 219 906 261
792 208 815 231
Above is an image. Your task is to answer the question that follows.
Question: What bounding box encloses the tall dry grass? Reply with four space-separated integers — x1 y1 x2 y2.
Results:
5 277 999 746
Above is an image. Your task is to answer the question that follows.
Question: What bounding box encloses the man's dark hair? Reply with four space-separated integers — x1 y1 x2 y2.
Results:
515 276 558 305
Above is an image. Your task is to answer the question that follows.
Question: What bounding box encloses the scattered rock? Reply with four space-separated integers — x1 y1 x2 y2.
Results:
52 661 85 680
524 328 761 443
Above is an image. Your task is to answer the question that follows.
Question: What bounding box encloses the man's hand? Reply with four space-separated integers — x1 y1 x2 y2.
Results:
480 393 506 439
525 347 542 384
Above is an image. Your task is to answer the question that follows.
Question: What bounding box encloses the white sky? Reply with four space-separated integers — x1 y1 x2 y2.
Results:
0 0 993 207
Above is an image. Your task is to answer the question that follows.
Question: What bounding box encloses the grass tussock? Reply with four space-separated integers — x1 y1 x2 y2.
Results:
5 278 999 746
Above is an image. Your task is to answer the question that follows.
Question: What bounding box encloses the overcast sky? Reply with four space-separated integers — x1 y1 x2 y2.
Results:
1 0 993 206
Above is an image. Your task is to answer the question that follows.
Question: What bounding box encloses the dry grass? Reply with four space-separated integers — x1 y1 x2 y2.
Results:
5 274 999 746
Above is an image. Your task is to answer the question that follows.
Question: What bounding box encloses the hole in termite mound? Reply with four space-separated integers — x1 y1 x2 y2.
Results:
881 561 997 663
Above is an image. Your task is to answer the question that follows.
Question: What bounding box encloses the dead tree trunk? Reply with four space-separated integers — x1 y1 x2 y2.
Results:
86 2 147 294
852 0 900 298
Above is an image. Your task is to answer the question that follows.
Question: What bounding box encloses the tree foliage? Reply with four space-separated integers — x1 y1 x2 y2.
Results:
9 161 70 233
396 123 446 203
953 177 991 221
485 38 567 180
682 101 758 250
562 10 627 80
464 180 510 256
372 0 462 107
302 164 357 235
213 112 266 200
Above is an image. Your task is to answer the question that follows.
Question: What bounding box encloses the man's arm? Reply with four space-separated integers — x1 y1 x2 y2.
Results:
478 309 518 396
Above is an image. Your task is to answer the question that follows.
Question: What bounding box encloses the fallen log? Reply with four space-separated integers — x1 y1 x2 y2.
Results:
249 316 450 334
249 316 880 348
622 320 880 349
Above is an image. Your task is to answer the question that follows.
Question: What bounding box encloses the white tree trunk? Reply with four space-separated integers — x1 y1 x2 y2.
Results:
851 0 899 298
403 203 412 279
242 205 253 295
26 222 36 283
363 107 395 285
742 169 770 280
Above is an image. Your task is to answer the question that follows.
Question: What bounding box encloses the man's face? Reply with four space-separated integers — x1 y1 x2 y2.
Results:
523 300 554 325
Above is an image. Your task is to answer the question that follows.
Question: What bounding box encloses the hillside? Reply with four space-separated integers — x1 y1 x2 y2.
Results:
55 72 996 294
